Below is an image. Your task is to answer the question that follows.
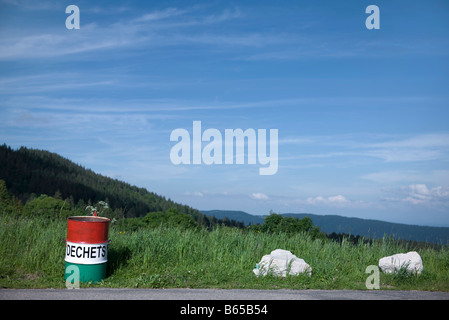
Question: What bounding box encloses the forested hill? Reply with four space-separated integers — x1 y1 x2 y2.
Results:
0 144 200 219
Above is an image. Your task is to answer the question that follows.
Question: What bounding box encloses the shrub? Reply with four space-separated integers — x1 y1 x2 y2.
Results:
251 213 325 240
22 194 73 219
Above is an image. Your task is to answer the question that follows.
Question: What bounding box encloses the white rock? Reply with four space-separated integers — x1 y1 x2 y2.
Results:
253 249 312 277
378 251 423 275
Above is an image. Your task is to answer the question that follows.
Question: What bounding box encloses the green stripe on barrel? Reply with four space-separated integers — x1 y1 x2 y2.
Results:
65 261 107 283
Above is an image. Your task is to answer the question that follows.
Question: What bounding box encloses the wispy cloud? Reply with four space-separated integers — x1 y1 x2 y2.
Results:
281 133 449 163
2 2 448 63
0 73 114 94
362 170 449 186
0 5 245 60
0 24 137 59
134 7 188 22
251 193 270 200
185 191 204 197
359 134 449 163
386 184 449 207
0 0 62 10
306 195 349 205
241 33 449 61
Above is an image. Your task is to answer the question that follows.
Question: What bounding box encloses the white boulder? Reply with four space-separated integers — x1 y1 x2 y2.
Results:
253 249 312 277
378 251 423 275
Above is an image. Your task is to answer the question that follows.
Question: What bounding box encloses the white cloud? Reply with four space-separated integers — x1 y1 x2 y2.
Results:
387 184 449 206
251 193 269 200
328 195 349 203
134 7 187 22
306 195 349 205
404 184 431 204
403 184 449 205
184 191 204 197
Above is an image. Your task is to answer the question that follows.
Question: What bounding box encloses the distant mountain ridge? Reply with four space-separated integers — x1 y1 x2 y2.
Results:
201 210 264 225
201 210 449 244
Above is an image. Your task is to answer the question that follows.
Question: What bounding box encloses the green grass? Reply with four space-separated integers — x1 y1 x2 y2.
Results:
1 215 448 290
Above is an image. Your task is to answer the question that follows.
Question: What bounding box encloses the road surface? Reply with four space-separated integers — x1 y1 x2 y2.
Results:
1 288 448 300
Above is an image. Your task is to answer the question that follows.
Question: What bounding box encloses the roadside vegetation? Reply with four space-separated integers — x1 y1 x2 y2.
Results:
1 181 448 290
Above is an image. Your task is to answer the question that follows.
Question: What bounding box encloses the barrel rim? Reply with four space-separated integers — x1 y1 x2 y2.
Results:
68 216 110 223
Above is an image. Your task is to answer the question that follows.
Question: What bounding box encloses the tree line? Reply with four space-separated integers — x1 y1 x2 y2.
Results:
0 144 321 234
2 175 439 249
0 177 315 237
0 144 251 229
0 144 195 218
3 144 436 248
1 144 241 227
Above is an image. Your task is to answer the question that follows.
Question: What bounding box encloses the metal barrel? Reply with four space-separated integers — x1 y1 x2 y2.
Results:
64 216 110 283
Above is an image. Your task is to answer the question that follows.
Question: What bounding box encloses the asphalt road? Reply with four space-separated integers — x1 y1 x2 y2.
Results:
1 288 449 300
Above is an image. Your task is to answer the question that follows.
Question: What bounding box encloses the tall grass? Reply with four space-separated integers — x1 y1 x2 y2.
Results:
0 215 66 287
1 215 448 290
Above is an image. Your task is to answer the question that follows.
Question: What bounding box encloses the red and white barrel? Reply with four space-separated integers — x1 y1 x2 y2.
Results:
64 216 110 283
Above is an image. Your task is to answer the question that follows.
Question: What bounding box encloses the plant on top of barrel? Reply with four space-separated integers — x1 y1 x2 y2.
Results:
85 201 109 216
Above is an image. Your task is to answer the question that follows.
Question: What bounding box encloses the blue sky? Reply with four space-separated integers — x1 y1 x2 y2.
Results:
1 0 449 226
